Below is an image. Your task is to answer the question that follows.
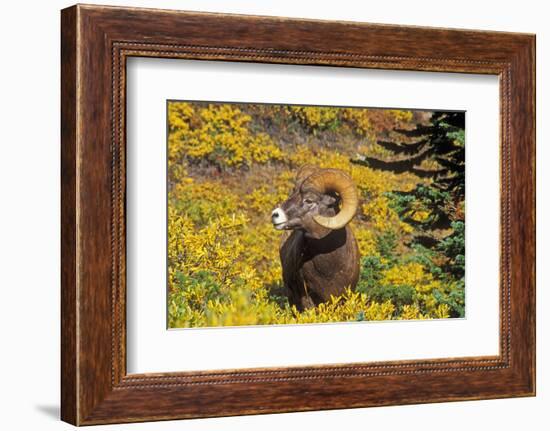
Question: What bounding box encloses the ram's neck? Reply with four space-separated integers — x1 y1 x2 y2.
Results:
303 227 348 256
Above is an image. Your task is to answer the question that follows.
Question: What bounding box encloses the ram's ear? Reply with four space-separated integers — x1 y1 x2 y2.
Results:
321 194 337 206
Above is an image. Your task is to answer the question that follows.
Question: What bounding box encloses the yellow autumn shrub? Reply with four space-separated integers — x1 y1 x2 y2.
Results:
169 102 283 169
286 106 340 130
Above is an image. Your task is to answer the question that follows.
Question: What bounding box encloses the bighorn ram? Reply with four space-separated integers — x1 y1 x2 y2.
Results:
271 166 360 310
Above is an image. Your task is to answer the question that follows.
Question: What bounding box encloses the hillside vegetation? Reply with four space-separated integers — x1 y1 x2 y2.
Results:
167 102 465 328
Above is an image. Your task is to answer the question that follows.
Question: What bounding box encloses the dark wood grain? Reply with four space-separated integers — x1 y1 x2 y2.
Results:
60 5 78 425
60 4 535 425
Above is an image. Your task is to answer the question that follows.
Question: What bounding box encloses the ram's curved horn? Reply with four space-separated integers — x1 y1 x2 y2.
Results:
295 164 319 185
303 169 358 230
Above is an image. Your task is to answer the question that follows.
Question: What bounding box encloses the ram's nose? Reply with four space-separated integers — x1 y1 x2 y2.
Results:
271 208 283 223
271 208 288 228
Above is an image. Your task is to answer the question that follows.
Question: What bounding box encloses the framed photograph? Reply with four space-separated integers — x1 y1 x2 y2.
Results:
61 4 535 425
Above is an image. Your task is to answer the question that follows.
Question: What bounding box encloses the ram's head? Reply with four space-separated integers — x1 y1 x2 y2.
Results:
271 165 358 236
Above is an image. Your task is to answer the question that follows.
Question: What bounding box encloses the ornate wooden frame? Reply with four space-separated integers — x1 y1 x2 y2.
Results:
61 4 536 425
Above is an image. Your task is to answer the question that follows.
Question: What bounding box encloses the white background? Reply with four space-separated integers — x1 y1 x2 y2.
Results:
127 59 499 373
0 0 547 430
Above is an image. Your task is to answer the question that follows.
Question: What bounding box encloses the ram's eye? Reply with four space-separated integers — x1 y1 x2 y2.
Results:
304 198 314 204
